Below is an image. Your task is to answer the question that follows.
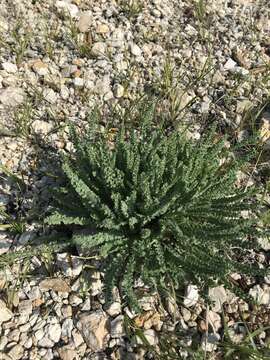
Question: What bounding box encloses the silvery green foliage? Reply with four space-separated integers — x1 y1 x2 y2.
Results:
46 103 262 309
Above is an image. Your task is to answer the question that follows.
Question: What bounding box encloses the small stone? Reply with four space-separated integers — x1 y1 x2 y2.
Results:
58 346 77 360
34 328 45 341
38 336 55 348
77 310 109 351
249 285 270 305
78 11 92 32
136 329 158 346
47 322 62 343
236 100 252 114
23 338 33 349
105 302 121 317
113 84 124 98
110 315 125 338
165 295 181 320
2 62 18 73
8 344 24 360
208 311 222 333
61 318 74 338
0 232 12 255
96 24 109 34
258 236 270 251
69 294 83 306
223 58 237 71
91 42 107 57
39 278 71 293
0 87 26 107
181 308 191 322
73 77 84 88
131 43 142 57
43 88 58 104
209 286 227 313
56 253 83 277
32 120 54 136
0 299 13 323
8 329 20 342
31 60 48 76
94 77 111 96
0 335 8 350
60 85 69 100
27 286 41 301
62 305 73 318
81 297 91 311
184 285 199 307
56 1 78 17
144 312 162 331
18 300 32 315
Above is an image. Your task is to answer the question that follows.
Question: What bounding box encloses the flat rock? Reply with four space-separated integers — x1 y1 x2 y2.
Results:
39 278 71 293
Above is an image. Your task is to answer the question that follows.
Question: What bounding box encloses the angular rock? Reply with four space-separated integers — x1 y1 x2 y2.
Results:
32 120 53 135
91 42 107 57
184 285 199 307
43 88 58 104
47 322 62 343
208 310 222 333
130 43 142 57
62 318 74 338
110 315 125 338
0 299 13 323
105 302 121 317
56 253 83 277
96 24 110 34
58 345 77 360
77 310 109 351
31 60 48 76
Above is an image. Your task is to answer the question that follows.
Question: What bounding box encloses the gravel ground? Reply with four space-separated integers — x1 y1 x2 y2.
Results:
0 0 270 359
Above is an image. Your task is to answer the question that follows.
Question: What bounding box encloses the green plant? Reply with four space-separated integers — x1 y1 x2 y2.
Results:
46 100 265 309
65 16 93 58
118 0 144 18
221 317 270 360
